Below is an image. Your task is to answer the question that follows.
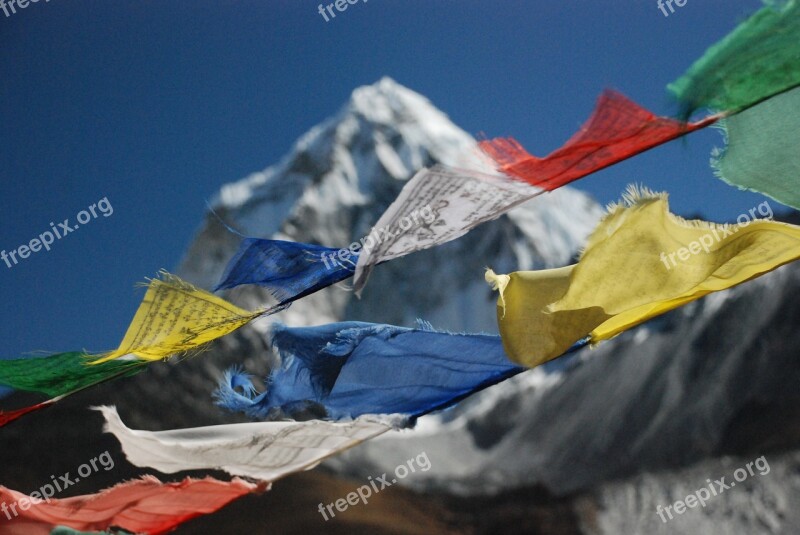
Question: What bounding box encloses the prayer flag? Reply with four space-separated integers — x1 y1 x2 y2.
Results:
0 352 142 398
488 186 800 366
92 273 261 364
479 90 716 191
0 353 143 428
0 476 262 535
98 405 389 481
669 0 800 118
214 237 356 301
711 87 800 210
216 320 546 423
352 165 539 291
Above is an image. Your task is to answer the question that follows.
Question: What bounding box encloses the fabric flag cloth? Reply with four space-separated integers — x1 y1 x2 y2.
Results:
487 185 800 367
91 272 262 365
352 165 539 291
478 90 717 192
711 87 800 211
213 237 357 300
0 352 142 398
1 273 259 426
0 352 143 428
669 0 800 119
97 405 389 481
0 476 263 535
215 320 586 424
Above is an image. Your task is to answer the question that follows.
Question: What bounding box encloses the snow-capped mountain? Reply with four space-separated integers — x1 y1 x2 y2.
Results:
178 76 601 335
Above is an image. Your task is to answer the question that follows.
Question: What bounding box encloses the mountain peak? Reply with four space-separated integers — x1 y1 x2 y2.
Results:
349 76 412 106
192 80 602 298
213 78 488 215
346 77 445 127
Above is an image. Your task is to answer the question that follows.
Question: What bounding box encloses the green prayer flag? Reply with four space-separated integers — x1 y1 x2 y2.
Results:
669 0 800 118
712 87 800 210
0 352 143 398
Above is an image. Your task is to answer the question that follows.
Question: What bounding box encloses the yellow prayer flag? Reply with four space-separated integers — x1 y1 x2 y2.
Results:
91 273 260 364
488 186 800 367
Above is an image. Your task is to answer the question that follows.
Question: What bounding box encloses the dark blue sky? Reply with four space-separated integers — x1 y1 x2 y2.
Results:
0 0 776 358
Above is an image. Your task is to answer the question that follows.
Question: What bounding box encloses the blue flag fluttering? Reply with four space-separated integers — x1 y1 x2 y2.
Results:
215 320 588 425
214 238 356 307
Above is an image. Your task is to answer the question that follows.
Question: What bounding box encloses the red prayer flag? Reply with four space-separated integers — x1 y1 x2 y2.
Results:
479 90 719 190
0 476 265 535
0 399 57 428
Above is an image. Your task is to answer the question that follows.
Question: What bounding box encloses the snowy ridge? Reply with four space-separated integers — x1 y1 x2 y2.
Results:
211 77 495 230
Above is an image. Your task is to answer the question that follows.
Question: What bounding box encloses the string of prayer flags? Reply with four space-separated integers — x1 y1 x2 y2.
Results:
487 186 800 367
669 0 800 118
711 87 800 210
358 0 800 295
481 2 800 205
1 273 261 427
478 90 717 191
214 166 541 296
214 237 356 302
98 405 389 481
215 320 587 424
215 77 799 299
350 92 750 290
0 476 263 535
91 272 262 365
